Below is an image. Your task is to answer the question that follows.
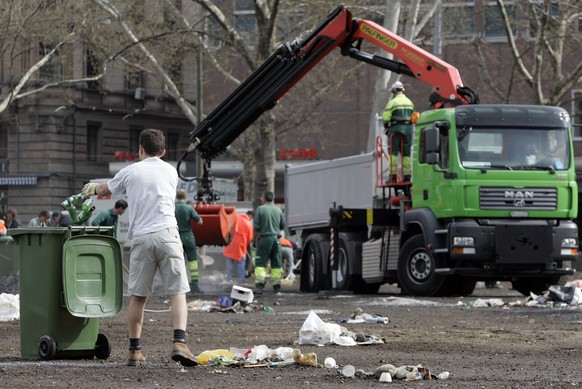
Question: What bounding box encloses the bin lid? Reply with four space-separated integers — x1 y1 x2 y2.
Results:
62 234 123 318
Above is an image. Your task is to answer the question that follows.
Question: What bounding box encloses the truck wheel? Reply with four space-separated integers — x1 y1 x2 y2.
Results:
303 240 324 292
511 277 560 296
335 239 351 291
397 234 446 296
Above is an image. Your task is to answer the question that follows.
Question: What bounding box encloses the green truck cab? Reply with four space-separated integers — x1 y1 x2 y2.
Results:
400 104 578 295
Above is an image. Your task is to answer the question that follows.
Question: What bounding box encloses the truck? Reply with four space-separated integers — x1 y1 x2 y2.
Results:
178 5 578 296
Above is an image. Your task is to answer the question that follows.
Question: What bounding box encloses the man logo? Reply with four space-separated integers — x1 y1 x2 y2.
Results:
505 190 533 207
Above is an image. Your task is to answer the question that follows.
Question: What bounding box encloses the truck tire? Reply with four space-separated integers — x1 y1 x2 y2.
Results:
511 277 561 296
397 234 446 296
301 239 324 292
335 238 351 291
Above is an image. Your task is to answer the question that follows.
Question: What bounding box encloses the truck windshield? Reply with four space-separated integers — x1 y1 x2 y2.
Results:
458 127 569 171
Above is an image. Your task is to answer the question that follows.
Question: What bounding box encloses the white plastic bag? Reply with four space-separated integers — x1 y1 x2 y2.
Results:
246 345 271 363
0 293 19 322
298 311 341 345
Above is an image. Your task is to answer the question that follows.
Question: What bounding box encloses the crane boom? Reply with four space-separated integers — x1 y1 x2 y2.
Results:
181 4 478 169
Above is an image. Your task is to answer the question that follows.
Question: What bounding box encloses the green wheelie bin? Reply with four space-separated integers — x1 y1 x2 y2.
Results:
9 226 123 360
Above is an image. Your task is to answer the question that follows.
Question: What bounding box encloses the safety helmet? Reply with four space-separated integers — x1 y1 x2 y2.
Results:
390 81 404 92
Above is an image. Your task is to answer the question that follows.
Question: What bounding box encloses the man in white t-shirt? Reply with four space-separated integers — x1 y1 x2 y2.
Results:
81 129 197 368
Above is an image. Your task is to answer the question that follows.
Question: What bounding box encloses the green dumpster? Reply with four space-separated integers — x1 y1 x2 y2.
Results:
8 227 123 360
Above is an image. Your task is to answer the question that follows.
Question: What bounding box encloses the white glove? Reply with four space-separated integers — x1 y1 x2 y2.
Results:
81 183 99 198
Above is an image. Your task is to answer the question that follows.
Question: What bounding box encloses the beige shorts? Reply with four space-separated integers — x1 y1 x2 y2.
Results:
128 226 190 296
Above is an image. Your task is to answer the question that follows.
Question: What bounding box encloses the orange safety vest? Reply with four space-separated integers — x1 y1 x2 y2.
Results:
223 214 253 261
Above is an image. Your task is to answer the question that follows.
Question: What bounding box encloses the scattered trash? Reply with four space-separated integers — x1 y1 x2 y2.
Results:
292 348 318 367
373 363 448 381
379 372 392 382
465 298 505 308
324 357 337 369
197 349 236 365
231 285 254 303
341 364 355 378
463 283 582 308
216 295 234 308
297 311 384 346
548 285 582 305
0 293 19 322
298 310 343 345
566 279 582 289
343 308 389 324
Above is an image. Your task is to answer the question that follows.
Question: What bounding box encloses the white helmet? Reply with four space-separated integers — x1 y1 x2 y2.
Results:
390 81 404 92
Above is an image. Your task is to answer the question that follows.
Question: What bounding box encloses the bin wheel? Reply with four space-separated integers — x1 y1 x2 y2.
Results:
94 333 111 360
38 335 57 360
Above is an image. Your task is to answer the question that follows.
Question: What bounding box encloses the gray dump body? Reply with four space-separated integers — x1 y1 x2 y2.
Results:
284 152 382 230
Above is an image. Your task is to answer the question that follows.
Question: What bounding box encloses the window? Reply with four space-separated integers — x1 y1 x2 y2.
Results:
86 50 101 89
129 126 143 153
86 122 102 162
441 2 475 41
525 1 561 41
572 90 582 139
0 123 7 159
126 68 144 91
235 0 256 46
38 43 62 82
166 132 180 161
439 128 449 169
483 2 517 41
204 0 223 50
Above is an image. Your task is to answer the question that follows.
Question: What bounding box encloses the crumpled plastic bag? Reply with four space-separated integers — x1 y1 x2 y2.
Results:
298 311 356 346
196 349 236 365
548 285 582 305
0 293 19 322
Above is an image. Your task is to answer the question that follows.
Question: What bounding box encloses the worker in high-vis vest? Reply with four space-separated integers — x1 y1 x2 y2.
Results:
382 80 415 183
253 191 285 294
175 189 203 293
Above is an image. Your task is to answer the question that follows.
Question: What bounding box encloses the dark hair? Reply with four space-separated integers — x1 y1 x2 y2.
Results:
39 210 50 218
114 200 128 209
262 191 274 202
7 208 17 217
140 129 166 156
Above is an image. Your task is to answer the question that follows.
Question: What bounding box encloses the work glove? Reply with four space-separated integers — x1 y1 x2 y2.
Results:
81 183 99 198
383 122 390 133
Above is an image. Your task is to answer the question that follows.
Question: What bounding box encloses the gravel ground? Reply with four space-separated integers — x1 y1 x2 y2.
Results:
1 269 581 389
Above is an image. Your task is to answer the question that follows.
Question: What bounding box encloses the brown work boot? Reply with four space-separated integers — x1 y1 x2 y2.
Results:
171 342 198 367
127 349 146 366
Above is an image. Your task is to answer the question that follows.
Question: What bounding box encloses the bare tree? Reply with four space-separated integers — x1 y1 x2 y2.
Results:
495 0 582 106
366 0 441 151
0 1 105 116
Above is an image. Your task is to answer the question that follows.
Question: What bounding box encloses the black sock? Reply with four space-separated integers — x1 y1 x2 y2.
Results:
129 338 141 351
173 329 187 343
